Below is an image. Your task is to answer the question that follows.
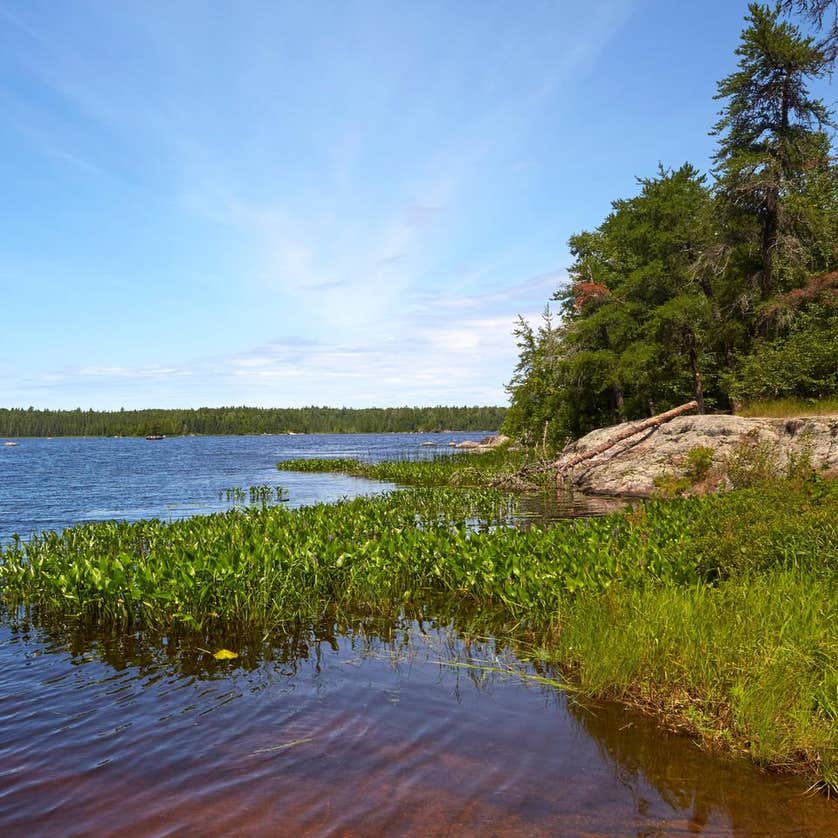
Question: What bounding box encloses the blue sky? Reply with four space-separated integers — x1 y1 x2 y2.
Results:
1 1 831 409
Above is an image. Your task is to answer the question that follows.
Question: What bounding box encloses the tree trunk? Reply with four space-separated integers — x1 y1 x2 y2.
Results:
612 386 625 423
688 341 705 414
554 400 699 476
761 186 779 298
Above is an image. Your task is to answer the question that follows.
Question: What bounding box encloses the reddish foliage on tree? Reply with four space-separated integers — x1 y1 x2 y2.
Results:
572 281 611 311
763 271 838 318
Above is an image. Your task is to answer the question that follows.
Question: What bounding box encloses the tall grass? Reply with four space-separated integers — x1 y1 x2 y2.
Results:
555 570 837 789
737 396 838 417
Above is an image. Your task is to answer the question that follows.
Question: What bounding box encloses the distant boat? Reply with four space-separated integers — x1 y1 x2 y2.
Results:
3 441 17 447
145 434 166 440
420 441 436 447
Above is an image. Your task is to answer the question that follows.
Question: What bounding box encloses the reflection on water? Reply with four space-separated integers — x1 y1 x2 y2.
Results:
515 489 633 527
1 608 834 836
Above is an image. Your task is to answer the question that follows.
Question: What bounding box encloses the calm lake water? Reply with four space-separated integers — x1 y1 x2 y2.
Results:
0 433 624 544
0 433 487 543
1 613 835 837
1 434 836 835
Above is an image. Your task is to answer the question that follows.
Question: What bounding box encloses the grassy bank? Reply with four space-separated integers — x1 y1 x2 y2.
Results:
1 480 835 789
276 445 528 487
553 570 837 791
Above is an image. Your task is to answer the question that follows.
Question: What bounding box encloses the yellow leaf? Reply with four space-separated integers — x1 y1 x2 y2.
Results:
213 648 239 660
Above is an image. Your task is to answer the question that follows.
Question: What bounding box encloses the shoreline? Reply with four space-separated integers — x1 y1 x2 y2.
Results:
1 429 499 440
1 474 835 792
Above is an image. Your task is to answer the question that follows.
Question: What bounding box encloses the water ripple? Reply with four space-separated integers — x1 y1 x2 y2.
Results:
0 618 835 836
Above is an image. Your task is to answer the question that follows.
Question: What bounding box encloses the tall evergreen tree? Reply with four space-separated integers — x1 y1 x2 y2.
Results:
712 3 833 299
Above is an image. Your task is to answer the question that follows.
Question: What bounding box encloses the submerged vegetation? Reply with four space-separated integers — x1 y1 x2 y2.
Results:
1 477 836 789
0 405 506 438
220 485 289 506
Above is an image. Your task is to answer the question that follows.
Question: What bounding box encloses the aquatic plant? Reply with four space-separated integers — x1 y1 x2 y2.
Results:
220 485 289 506
277 446 529 488
1 481 833 631
1 479 835 789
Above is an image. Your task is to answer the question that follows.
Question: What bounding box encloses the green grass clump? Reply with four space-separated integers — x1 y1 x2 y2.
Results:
737 396 838 417
554 569 837 787
277 446 527 488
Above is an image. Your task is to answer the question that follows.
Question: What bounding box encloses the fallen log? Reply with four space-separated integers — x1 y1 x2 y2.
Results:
554 401 699 477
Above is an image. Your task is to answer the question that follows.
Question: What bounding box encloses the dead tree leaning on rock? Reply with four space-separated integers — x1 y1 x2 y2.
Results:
554 401 700 480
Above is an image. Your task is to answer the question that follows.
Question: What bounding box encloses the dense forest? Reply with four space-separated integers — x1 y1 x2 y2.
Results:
504 2 838 447
0 405 506 438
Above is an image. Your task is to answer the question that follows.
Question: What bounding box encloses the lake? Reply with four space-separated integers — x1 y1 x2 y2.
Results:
1 434 836 835
1 611 835 836
0 433 488 543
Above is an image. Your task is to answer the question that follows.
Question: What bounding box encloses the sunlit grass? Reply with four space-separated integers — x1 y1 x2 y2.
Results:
737 396 838 417
554 570 838 790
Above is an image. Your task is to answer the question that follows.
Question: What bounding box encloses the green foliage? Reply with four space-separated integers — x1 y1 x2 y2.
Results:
712 3 834 296
729 309 838 401
555 569 837 787
505 165 720 447
503 309 568 449
2 480 833 631
0 405 507 438
683 446 715 482
651 473 692 499
724 431 782 488
654 446 717 497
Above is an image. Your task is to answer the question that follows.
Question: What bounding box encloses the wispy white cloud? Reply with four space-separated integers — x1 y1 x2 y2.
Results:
15 271 556 408
1 0 636 410
181 176 460 336
406 271 565 323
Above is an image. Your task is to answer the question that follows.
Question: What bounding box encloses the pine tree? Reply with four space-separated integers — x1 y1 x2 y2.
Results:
712 4 833 299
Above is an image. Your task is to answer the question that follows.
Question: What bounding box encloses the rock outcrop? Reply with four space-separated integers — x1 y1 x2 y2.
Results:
554 414 838 497
452 434 510 451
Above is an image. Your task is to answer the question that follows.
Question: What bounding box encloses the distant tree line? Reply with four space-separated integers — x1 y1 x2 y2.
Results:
0 405 506 438
504 3 838 447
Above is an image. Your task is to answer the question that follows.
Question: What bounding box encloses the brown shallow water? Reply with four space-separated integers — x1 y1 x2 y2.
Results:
1 612 835 837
